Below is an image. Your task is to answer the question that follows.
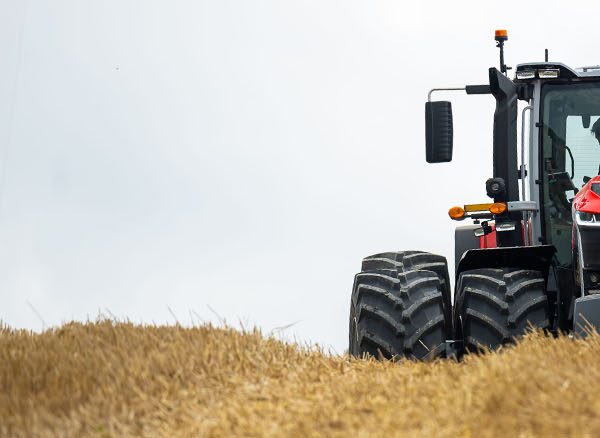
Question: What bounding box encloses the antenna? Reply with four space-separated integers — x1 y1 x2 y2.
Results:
545 49 549 62
494 30 511 75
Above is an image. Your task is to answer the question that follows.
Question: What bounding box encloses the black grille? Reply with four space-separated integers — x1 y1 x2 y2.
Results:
580 229 600 268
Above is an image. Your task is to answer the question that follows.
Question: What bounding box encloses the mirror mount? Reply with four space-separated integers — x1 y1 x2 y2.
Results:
425 85 492 164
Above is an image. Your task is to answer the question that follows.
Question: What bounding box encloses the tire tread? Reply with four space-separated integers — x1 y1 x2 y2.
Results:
349 251 449 360
456 267 549 351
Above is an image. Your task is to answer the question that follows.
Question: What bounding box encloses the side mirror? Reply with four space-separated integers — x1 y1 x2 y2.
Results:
425 101 453 163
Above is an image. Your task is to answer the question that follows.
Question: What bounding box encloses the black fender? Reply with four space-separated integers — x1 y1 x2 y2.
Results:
456 245 556 281
454 225 481 274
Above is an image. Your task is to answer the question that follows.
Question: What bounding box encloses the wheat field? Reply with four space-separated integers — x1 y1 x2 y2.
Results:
2 321 600 437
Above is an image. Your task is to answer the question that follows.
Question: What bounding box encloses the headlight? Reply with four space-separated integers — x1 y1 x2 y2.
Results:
538 69 560 79
516 70 535 80
576 211 600 226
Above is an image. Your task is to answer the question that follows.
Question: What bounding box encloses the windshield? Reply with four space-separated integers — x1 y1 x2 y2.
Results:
541 82 600 265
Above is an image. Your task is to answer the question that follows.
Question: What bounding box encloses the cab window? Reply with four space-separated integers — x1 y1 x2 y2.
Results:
541 83 600 266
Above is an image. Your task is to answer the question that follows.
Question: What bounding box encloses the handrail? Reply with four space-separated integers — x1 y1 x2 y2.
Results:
520 105 533 245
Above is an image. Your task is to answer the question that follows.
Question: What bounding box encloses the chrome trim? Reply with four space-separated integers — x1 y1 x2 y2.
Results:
575 212 600 227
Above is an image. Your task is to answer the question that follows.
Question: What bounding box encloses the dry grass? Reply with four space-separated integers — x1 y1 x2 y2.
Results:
2 321 600 437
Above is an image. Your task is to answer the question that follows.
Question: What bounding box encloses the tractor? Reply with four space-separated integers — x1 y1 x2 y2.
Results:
349 30 600 360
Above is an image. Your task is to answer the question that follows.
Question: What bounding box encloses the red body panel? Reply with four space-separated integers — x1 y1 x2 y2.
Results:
573 175 600 214
479 226 497 248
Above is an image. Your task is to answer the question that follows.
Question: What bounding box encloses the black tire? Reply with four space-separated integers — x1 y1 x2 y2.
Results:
454 268 549 351
361 251 453 336
349 252 447 360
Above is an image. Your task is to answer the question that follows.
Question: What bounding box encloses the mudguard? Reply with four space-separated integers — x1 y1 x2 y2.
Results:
454 225 480 273
456 245 556 280
574 295 600 336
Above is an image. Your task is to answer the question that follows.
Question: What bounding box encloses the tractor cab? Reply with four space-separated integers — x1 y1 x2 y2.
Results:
426 34 600 333
515 62 600 268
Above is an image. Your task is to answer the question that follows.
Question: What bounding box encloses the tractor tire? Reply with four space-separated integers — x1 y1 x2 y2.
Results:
454 268 549 352
349 251 447 360
361 251 453 336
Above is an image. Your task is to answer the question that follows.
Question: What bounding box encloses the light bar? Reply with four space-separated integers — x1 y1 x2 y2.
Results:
538 69 560 79
516 70 535 80
515 68 561 80
448 202 508 221
463 202 507 215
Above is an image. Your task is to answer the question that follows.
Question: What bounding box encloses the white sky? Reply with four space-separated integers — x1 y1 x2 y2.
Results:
2 0 600 351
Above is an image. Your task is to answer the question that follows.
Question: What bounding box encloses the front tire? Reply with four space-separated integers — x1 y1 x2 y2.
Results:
454 268 549 351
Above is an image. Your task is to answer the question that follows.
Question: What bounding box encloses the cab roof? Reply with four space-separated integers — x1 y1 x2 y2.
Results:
515 62 600 80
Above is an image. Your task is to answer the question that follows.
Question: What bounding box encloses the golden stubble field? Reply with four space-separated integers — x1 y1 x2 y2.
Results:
2 321 600 437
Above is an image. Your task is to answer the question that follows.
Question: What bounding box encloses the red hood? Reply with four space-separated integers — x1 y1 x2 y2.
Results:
573 176 600 214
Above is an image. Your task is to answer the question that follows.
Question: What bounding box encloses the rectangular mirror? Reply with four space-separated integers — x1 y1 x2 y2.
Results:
425 101 453 163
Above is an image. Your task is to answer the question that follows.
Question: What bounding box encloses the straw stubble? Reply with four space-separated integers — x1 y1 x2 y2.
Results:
2 321 600 436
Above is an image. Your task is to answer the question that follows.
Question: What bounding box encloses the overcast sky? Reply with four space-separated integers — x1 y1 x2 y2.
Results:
2 0 600 351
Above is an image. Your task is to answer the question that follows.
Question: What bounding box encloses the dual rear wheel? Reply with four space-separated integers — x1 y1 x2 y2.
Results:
349 251 449 360
349 253 549 360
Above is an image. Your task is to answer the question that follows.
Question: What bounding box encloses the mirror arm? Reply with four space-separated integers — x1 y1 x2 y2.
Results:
427 85 491 102
427 87 465 102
